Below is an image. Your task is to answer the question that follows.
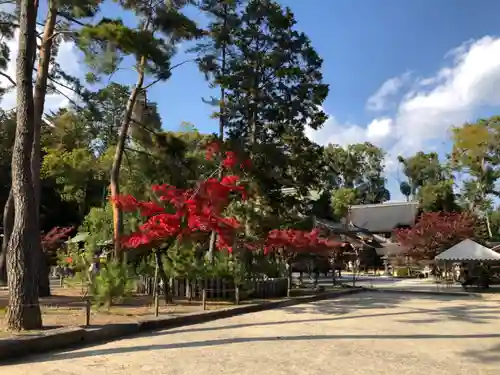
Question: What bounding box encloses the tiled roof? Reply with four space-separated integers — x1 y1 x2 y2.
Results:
281 187 322 200
350 201 419 233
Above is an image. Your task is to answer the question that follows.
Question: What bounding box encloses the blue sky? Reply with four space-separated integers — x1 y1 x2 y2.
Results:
151 0 500 200
3 0 500 201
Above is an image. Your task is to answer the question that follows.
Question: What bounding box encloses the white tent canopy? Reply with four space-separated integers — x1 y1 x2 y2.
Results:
435 239 500 261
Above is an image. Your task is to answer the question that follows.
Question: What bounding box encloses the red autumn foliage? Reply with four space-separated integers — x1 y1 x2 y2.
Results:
115 140 334 256
115 177 246 252
42 226 74 254
204 140 252 171
114 141 251 252
394 212 477 260
264 228 346 256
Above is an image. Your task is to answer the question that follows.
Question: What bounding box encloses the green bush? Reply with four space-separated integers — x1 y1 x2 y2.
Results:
89 259 136 309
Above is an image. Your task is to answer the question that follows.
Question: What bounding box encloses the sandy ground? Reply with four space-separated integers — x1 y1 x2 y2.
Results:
0 286 234 333
2 291 500 375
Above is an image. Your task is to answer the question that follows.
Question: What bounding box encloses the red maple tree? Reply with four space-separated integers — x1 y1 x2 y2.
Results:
264 228 345 255
42 226 74 254
394 212 477 260
115 141 343 258
114 141 251 252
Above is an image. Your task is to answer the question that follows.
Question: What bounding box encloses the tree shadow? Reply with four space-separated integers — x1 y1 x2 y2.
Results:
14 332 500 364
142 309 423 338
6 290 499 365
396 305 499 325
281 292 497 325
462 342 500 364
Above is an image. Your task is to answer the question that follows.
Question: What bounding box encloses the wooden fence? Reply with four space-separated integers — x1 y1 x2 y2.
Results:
137 277 288 300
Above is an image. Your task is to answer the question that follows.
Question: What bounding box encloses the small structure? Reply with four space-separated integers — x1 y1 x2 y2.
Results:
435 239 500 288
435 239 500 262
349 201 419 234
314 218 395 272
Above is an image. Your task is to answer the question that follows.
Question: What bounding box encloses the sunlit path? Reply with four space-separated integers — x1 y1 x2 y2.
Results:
2 292 499 375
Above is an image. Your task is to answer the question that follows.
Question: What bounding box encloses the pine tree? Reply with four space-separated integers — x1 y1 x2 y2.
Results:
76 0 201 259
213 0 329 215
6 0 42 330
195 0 242 260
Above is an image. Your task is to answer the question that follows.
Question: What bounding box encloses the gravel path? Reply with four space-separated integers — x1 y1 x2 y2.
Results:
2 291 499 375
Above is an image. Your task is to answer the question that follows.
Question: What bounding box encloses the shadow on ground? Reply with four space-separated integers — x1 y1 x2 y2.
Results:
463 342 500 364
6 291 500 365
12 332 500 364
281 292 497 325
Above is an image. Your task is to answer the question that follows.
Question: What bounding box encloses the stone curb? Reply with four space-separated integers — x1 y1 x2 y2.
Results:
0 288 364 362
365 287 481 298
0 327 86 361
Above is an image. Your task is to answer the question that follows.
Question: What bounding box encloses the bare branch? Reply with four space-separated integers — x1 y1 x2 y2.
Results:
124 146 156 159
46 74 80 95
142 59 193 90
45 83 81 109
57 13 87 27
129 117 157 135
0 71 15 86
46 30 76 43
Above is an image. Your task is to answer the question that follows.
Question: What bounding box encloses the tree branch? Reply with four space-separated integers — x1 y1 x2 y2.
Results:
46 30 76 43
45 83 81 108
142 59 193 90
0 71 15 86
56 12 88 27
129 117 157 135
46 74 81 96
124 145 157 159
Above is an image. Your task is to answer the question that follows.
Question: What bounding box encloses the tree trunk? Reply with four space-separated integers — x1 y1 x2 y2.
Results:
0 189 14 285
6 0 42 331
154 251 172 304
31 3 58 297
286 259 292 297
207 4 228 263
110 57 146 260
0 250 5 286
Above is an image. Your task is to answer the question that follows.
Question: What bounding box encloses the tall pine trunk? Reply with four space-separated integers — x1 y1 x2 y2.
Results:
207 3 229 262
6 0 42 331
0 190 13 285
110 56 146 259
31 3 58 297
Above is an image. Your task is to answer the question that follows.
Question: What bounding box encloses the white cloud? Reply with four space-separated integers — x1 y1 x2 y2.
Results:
366 72 410 112
307 35 500 173
0 28 81 113
305 111 395 148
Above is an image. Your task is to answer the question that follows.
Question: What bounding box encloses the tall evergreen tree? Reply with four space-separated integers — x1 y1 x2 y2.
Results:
195 0 242 259
2 0 104 299
208 0 329 214
76 0 201 259
6 0 42 330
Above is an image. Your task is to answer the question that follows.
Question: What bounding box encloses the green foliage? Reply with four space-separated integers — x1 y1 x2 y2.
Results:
197 0 329 216
135 254 156 277
398 152 444 192
451 116 500 214
398 151 458 213
83 83 131 153
163 240 203 280
330 187 357 220
90 259 136 308
399 181 411 200
41 147 96 204
77 1 201 81
324 142 390 209
419 180 459 213
5 0 500 299
80 204 115 251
